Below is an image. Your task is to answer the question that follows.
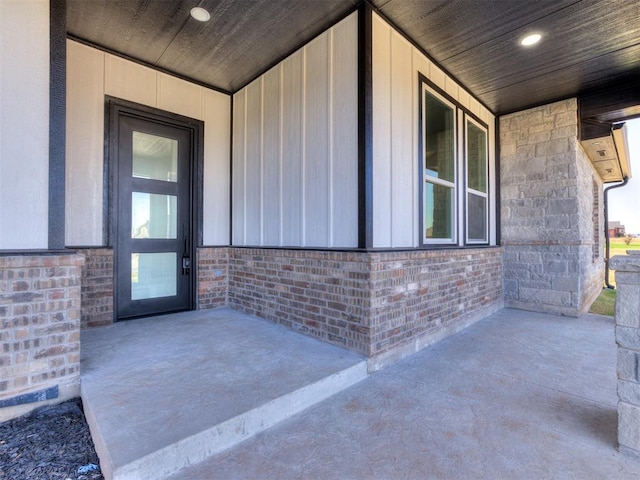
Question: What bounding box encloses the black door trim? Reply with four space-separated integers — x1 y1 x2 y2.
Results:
105 97 204 320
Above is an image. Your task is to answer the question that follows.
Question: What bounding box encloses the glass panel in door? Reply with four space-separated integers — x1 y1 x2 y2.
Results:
131 192 177 239
131 252 177 300
132 131 178 182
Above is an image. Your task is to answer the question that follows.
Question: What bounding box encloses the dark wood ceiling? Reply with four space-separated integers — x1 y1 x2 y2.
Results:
67 0 640 116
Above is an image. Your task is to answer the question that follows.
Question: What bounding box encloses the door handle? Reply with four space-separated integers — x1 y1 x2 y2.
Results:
182 231 190 275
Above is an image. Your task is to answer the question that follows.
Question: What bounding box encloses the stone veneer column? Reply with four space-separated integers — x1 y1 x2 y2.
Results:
611 251 640 457
500 98 604 316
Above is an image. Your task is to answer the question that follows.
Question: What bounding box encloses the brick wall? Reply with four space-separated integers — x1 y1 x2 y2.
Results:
65 245 503 369
500 98 604 316
0 253 83 422
75 247 228 327
197 247 228 309
369 248 504 368
228 249 372 353
228 247 503 367
76 248 114 329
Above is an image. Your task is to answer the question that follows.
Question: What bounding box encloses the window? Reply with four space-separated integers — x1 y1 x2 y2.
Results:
466 117 488 243
420 80 490 246
422 89 457 244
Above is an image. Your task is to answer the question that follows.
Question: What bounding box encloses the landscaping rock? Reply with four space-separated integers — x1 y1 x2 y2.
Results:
0 399 102 480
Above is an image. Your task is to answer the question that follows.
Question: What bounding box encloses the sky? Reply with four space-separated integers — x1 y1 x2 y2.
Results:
607 118 640 235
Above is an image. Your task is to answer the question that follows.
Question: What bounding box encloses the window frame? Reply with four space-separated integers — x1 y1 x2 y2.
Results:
420 86 458 246
464 115 489 245
419 76 492 248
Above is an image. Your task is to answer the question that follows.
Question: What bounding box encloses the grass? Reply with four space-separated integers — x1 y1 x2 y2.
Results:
589 288 617 316
609 237 640 253
605 238 639 287
591 239 637 315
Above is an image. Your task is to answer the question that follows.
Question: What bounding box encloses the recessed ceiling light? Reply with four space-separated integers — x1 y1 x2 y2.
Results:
190 7 210 22
520 33 542 47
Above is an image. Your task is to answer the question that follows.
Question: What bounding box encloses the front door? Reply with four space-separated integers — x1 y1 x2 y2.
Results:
114 110 193 319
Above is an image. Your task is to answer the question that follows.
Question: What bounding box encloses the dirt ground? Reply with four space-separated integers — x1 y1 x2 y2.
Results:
0 399 103 480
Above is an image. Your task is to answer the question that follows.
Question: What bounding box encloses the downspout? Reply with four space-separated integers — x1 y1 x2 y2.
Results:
604 176 629 289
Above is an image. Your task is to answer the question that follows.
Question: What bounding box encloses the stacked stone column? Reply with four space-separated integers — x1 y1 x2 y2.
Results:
611 250 640 457
500 98 604 317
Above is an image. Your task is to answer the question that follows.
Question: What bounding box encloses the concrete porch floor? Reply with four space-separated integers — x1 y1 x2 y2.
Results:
80 308 367 480
82 307 640 479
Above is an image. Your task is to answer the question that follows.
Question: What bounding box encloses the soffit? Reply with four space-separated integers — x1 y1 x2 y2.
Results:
66 0 640 116
66 0 359 93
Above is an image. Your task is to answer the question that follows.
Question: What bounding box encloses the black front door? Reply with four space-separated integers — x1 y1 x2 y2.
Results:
114 111 193 319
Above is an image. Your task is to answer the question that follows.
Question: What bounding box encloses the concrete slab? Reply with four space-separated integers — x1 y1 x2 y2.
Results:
171 308 640 479
80 308 367 480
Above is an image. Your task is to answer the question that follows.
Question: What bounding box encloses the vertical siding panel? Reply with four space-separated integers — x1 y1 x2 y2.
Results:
413 48 430 78
232 89 246 244
480 107 489 125
445 76 459 102
412 47 429 248
330 13 358 248
372 12 496 248
390 32 414 248
245 80 263 245
262 66 282 245
303 33 330 247
430 63 446 92
469 97 481 118
203 90 230 245
157 73 203 120
458 89 470 111
372 15 392 248
104 55 157 107
328 30 334 247
66 41 105 246
281 51 304 246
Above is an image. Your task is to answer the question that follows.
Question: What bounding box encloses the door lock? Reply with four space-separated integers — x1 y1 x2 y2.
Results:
182 255 191 275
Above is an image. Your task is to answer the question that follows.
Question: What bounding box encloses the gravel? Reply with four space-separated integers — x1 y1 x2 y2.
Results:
0 399 103 480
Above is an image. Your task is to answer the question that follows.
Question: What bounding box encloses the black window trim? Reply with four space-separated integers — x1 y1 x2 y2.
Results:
418 73 491 249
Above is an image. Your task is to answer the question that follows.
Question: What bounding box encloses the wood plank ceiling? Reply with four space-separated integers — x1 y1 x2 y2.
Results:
67 0 640 116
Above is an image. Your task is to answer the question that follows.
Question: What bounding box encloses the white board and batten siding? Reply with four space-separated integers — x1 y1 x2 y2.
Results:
232 13 358 248
0 0 50 249
372 13 497 248
66 40 231 247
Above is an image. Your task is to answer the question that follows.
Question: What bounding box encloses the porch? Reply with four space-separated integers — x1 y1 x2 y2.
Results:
81 307 640 480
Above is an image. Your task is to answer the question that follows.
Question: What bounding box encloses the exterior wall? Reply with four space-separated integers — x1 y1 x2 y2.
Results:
76 246 227 327
197 247 228 309
577 144 605 308
232 13 358 248
371 13 497 248
228 247 503 369
66 40 231 247
76 248 114 329
0 0 50 249
368 248 504 369
0 253 83 422
611 251 640 457
500 99 604 316
228 248 371 353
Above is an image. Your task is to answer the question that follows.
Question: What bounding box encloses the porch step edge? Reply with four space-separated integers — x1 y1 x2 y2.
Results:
112 360 368 480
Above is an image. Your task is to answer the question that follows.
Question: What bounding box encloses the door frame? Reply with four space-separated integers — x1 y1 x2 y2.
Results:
105 97 204 321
